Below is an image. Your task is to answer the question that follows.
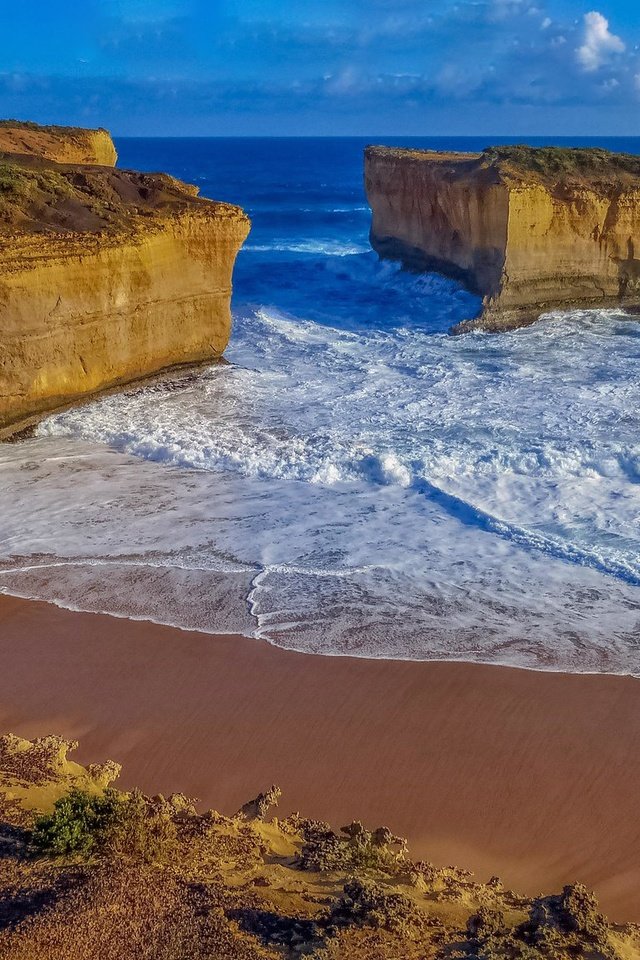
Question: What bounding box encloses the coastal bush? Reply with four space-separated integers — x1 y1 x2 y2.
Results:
0 163 28 197
33 788 122 856
33 788 177 862
100 789 177 864
483 144 640 179
298 821 406 873
467 906 507 940
327 878 425 935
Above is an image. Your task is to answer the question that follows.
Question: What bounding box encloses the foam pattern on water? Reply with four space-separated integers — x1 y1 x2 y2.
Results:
3 295 639 673
2 137 640 673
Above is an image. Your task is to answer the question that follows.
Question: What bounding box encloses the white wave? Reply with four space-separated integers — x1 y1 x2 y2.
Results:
244 238 370 256
329 205 370 212
33 304 640 593
2 437 640 674
3 243 640 673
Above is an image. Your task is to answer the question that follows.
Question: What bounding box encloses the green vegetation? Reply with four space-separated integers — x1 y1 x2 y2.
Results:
0 151 209 236
0 161 77 207
0 162 29 196
33 788 122 856
368 143 640 184
483 144 640 179
0 118 101 135
33 787 177 862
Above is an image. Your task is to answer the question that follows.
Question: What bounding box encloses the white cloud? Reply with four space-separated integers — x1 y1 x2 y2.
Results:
491 0 530 20
576 11 625 72
541 17 552 29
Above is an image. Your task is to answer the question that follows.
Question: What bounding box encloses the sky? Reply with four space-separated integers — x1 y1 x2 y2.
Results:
2 0 640 135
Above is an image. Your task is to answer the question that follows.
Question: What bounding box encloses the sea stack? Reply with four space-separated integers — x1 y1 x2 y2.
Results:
365 144 640 331
0 121 250 433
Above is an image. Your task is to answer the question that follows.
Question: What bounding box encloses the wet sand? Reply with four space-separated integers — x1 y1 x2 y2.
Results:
1 592 640 921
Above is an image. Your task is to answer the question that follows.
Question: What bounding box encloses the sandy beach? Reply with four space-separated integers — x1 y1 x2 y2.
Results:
1 592 639 921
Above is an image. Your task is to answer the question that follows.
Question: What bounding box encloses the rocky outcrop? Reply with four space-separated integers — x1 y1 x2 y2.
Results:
0 734 121 825
2 734 639 960
0 129 249 432
237 785 282 821
365 144 640 330
0 120 117 165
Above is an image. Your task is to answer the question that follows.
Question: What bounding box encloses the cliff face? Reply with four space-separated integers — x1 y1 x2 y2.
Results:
365 145 640 330
0 145 249 432
0 120 117 166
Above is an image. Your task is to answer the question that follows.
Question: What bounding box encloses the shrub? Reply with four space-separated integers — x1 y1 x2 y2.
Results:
33 788 177 862
467 906 507 941
298 821 405 873
327 878 425 935
0 163 29 197
101 790 177 864
33 788 122 856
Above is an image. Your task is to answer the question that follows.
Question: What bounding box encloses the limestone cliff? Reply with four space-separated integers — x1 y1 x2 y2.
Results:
0 135 249 432
0 120 117 166
365 145 640 330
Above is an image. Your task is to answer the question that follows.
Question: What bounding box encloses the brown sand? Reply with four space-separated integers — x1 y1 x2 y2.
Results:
1 593 639 921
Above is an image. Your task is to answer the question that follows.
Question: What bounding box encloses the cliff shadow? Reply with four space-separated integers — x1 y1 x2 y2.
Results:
613 249 640 301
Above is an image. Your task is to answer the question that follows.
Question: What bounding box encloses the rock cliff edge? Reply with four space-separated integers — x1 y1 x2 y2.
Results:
0 120 117 166
365 144 640 330
0 122 249 432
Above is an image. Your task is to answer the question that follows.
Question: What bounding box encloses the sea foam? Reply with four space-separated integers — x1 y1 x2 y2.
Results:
2 137 640 674
3 294 638 674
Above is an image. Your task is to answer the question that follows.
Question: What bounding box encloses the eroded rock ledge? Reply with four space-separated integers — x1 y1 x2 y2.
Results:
365 144 640 331
0 123 250 432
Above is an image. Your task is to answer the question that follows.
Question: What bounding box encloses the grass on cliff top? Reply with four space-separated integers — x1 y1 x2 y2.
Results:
483 144 640 180
0 161 77 194
0 160 79 218
0 155 219 235
369 143 640 185
0 118 106 135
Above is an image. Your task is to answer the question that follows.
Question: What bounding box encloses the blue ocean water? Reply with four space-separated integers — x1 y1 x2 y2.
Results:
1 137 640 672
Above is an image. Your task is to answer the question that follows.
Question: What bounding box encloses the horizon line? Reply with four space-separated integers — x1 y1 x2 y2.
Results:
111 133 640 139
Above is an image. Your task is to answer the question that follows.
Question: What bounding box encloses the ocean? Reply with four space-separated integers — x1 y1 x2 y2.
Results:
2 136 640 673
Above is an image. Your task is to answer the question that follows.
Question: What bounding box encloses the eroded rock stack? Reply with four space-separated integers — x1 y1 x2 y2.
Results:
365 144 640 331
0 121 250 432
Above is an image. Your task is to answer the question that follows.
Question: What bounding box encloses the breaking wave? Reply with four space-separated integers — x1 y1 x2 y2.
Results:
2 136 640 674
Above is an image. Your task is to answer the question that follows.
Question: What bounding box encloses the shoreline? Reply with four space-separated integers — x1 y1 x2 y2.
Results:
2 592 640 922
3 587 638 682
0 356 229 442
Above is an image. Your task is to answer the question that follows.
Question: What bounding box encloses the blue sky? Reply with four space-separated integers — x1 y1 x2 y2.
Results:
2 0 640 135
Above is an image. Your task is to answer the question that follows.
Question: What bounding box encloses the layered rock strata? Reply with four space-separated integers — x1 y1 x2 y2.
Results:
365 144 640 330
0 126 249 432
